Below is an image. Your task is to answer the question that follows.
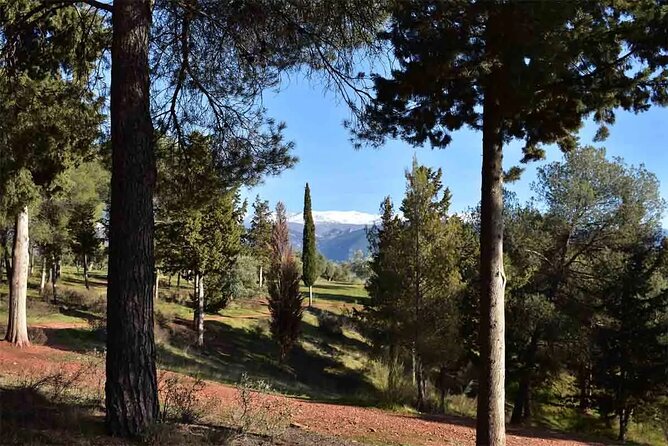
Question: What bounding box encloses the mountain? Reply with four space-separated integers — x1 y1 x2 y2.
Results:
286 211 379 261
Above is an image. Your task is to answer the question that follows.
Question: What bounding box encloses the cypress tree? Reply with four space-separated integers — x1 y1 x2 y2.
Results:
302 183 317 306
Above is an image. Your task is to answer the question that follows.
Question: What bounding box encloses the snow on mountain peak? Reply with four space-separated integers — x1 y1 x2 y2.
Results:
288 210 380 226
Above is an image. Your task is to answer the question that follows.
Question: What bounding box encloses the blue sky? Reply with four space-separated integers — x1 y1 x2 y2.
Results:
242 78 668 226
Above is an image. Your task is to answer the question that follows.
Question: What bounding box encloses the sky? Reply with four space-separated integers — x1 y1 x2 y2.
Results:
241 77 668 226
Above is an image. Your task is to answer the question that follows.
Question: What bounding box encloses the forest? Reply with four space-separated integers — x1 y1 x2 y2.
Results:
0 1 667 446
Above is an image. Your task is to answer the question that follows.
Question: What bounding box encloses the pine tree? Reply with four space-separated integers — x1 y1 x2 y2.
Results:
302 183 317 306
354 3 668 443
268 202 304 362
364 196 406 396
592 237 668 442
247 196 273 288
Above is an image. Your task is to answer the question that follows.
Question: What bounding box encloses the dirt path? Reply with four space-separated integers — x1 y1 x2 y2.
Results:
0 329 607 446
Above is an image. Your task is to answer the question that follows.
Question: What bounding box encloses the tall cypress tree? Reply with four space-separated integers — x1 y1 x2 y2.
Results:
302 183 317 306
247 196 273 288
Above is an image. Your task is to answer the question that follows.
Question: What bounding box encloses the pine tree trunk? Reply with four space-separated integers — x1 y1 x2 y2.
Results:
197 275 204 347
476 72 506 446
309 285 313 307
415 355 426 412
388 342 399 395
51 261 59 304
5 206 30 347
105 0 159 437
40 257 47 295
83 254 90 290
177 272 181 288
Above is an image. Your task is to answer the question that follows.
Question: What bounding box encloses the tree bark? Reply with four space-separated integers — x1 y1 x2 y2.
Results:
83 253 90 289
177 272 181 288
5 206 30 347
476 71 506 445
198 275 204 347
259 265 263 288
51 261 59 304
308 285 313 307
618 409 630 442
154 268 159 301
40 257 47 295
105 0 159 437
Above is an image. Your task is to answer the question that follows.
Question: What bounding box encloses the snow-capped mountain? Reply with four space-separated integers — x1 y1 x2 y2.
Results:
286 211 379 261
287 211 380 226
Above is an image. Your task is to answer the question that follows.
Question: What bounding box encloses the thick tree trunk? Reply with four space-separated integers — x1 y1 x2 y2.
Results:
5 206 30 347
105 0 159 437
83 254 90 289
476 80 506 445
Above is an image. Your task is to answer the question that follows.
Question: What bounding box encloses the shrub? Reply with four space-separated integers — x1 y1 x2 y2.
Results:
158 374 207 424
231 372 292 438
316 311 344 336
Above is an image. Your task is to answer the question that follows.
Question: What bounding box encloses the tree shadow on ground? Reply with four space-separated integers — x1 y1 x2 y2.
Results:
0 386 110 445
157 317 377 402
310 291 360 306
0 385 299 445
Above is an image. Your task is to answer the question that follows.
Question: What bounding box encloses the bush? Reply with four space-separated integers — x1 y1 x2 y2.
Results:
158 374 207 424
316 310 344 337
231 372 292 438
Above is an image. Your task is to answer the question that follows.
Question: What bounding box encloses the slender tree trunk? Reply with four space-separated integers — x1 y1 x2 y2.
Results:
415 356 426 412
258 265 263 288
476 74 506 445
388 342 399 395
3 235 12 285
40 257 47 295
29 246 34 276
5 206 30 347
83 254 90 290
105 0 159 437
510 330 539 425
197 275 204 347
308 285 313 307
51 261 59 304
193 274 199 327
168 275 172 288
618 409 630 442
177 272 181 289
154 269 159 301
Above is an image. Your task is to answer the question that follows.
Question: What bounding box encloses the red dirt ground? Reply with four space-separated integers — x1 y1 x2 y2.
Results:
0 329 607 446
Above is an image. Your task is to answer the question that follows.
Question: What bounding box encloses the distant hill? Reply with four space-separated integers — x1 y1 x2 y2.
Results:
286 211 378 261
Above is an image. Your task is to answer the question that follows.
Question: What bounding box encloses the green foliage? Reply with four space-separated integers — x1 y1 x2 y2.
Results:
362 159 468 409
267 202 303 362
591 238 668 441
355 1 668 158
155 133 246 313
246 196 272 270
301 183 317 288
